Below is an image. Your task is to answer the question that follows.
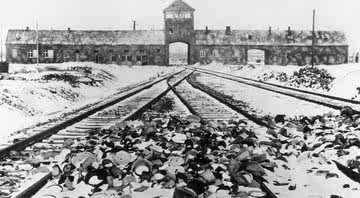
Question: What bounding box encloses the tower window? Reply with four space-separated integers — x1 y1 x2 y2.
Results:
157 49 161 54
165 12 191 19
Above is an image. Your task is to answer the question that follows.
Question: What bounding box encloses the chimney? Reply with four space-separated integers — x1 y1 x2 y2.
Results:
226 26 231 35
26 26 29 31
268 26 272 36
205 26 209 34
288 26 291 32
67 27 71 33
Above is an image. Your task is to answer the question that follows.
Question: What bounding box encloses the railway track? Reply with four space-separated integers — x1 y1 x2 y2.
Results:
185 66 360 113
1 70 190 198
170 78 278 198
4 67 281 198
183 66 360 197
0 75 176 149
6 65 355 198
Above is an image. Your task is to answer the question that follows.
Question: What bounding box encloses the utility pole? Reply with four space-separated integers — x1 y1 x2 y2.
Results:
311 9 316 67
36 20 39 65
133 20 138 30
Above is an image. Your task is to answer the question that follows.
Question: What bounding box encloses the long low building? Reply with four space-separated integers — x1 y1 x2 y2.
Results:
6 29 167 65
5 0 348 66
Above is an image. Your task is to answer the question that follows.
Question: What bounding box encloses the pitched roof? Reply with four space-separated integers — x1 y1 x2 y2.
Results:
6 29 165 45
6 29 347 47
163 0 195 12
195 30 347 46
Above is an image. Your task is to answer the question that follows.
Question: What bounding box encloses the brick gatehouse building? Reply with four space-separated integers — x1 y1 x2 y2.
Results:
5 0 348 66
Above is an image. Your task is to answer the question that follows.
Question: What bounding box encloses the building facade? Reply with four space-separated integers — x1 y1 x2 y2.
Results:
5 0 348 66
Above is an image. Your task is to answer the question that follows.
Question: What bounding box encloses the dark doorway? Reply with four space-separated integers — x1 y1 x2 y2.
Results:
247 49 265 65
169 42 189 65
75 50 80 62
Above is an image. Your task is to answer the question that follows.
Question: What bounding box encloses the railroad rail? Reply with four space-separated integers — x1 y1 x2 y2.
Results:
185 66 360 113
4 65 357 198
3 70 190 198
0 70 184 159
170 77 278 198
7 68 280 198
184 66 360 197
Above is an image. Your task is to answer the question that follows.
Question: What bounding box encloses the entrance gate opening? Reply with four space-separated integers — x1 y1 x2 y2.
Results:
169 42 189 65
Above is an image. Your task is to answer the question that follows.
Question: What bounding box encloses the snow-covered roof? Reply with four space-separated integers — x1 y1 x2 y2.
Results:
6 30 165 45
195 30 348 46
163 0 195 12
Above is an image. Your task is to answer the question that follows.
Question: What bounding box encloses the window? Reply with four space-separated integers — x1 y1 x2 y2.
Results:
27 51 33 58
94 50 99 54
165 12 192 19
111 55 117 62
124 49 129 53
157 49 161 54
12 49 18 58
136 56 142 61
142 56 148 61
200 50 205 57
248 34 253 40
109 49 114 53
121 56 126 61
42 50 49 58
127 56 132 61
212 49 218 57
140 49 145 54
75 49 80 53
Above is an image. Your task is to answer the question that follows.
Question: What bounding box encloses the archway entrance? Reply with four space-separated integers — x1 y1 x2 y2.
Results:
247 49 265 65
169 42 189 65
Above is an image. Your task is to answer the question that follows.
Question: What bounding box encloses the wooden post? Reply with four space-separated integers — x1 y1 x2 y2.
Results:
311 9 315 67
133 20 138 30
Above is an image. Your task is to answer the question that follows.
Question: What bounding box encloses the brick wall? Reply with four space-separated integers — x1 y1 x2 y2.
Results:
194 45 348 66
6 44 167 66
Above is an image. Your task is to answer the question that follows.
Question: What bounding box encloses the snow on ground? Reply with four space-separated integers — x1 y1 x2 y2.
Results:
199 62 360 100
0 62 179 140
195 73 336 118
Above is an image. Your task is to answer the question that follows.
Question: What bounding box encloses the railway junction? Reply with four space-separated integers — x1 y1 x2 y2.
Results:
0 65 360 198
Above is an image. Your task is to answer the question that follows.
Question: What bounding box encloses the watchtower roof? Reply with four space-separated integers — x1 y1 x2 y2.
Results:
163 0 195 12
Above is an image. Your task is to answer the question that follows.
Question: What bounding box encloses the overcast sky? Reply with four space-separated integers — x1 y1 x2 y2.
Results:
1 0 360 58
